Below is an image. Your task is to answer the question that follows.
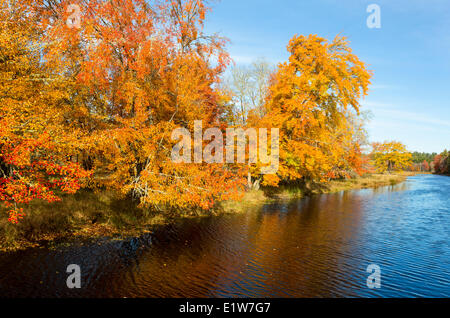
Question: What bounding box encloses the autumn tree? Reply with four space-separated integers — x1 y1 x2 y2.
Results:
31 0 245 213
252 34 372 186
0 0 90 223
0 0 248 223
421 160 430 172
370 141 412 173
433 151 449 174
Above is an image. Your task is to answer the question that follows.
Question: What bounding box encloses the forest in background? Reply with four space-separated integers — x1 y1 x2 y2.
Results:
0 0 447 246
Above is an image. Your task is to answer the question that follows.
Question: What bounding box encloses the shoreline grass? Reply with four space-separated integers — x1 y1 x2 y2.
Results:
220 172 410 214
0 172 411 252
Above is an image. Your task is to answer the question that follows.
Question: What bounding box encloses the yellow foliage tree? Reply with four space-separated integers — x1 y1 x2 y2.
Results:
252 34 372 186
370 141 412 173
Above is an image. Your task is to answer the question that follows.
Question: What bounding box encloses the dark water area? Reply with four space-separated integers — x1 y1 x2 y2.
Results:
0 175 449 298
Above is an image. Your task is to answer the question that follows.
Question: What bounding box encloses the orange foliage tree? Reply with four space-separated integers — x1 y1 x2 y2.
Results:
251 35 372 186
422 160 430 172
0 0 91 223
433 151 449 174
33 0 244 214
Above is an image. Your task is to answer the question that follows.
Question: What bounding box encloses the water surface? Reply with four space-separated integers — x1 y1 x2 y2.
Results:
0 175 449 297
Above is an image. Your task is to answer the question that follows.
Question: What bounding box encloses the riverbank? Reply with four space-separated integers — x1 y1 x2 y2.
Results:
221 173 410 212
0 173 409 251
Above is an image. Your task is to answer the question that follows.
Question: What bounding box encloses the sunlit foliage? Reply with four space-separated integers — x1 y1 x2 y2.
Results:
253 35 372 186
370 141 412 173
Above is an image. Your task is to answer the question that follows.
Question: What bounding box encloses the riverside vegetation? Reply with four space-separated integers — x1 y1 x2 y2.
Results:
0 172 409 251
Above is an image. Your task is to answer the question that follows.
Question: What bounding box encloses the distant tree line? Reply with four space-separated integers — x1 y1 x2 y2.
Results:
406 151 450 174
408 152 436 172
411 152 437 164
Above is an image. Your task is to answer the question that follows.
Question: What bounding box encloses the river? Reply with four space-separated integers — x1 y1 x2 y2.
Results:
0 174 449 297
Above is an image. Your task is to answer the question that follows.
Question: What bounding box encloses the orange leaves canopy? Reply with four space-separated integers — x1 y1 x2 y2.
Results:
256 35 372 185
10 0 241 214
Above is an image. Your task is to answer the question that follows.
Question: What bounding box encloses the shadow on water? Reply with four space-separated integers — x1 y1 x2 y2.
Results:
0 175 449 297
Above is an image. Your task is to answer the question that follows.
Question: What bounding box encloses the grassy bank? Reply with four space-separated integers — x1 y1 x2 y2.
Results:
220 173 409 213
0 190 169 251
326 172 409 193
0 173 409 251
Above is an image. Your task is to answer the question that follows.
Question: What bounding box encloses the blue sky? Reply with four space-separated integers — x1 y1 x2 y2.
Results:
205 0 450 153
